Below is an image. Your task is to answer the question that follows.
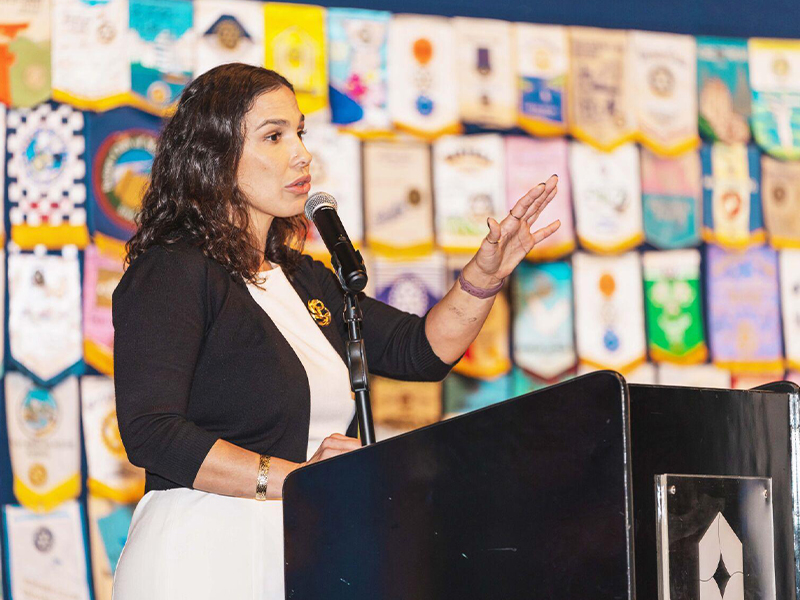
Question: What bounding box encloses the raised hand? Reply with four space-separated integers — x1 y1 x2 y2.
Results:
467 174 561 286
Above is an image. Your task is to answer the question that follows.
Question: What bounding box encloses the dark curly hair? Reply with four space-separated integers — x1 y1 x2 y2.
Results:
125 63 308 282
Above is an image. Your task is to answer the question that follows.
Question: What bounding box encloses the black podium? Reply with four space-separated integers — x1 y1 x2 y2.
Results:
283 372 800 599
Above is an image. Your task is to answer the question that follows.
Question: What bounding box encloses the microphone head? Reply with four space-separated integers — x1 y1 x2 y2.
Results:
304 192 337 220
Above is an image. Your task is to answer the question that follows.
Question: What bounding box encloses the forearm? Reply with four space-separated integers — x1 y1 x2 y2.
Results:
192 439 299 500
424 259 502 364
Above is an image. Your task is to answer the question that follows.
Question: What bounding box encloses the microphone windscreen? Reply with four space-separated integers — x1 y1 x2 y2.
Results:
304 192 338 220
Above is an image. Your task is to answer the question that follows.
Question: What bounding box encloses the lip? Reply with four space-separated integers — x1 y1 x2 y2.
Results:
286 175 311 189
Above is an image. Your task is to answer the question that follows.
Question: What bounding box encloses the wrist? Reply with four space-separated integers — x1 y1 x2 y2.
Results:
461 261 503 289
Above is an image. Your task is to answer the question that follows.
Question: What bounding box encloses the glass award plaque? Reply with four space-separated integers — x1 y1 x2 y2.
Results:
656 474 777 600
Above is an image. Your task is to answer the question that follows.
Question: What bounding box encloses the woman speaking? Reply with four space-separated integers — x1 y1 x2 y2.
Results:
111 63 560 599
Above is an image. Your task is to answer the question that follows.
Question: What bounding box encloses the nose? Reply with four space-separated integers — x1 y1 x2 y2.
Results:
293 138 312 169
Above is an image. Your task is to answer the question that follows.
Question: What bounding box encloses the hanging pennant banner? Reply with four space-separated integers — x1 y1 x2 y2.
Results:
8 246 83 384
443 372 513 417
701 143 765 249
697 37 751 144
370 376 442 435
780 250 800 371
0 0 51 108
433 134 505 253
514 23 568 136
82 375 145 503
573 251 647 373
511 261 575 380
6 103 89 249
264 3 328 120
327 8 392 135
567 27 636 151
0 104 5 246
569 141 643 254
761 154 800 248
52 0 130 111
749 38 800 160
505 136 575 260
731 372 785 389
128 0 193 116
578 361 657 384
4 501 91 599
0 249 5 378
87 497 134 600
629 31 699 156
85 107 160 254
194 0 263 77
6 373 81 512
388 15 460 140
707 244 783 372
364 140 433 256
303 122 362 257
373 253 445 317
642 249 707 364
658 363 731 388
83 245 123 376
641 148 703 249
453 17 516 129
512 367 575 396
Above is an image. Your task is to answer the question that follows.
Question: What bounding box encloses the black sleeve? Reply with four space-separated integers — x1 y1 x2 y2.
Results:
112 245 220 488
312 258 455 382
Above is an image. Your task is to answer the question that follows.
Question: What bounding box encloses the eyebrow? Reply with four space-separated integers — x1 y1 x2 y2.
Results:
255 114 306 131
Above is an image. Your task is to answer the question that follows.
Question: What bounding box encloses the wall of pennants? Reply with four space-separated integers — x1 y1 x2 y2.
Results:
0 0 799 597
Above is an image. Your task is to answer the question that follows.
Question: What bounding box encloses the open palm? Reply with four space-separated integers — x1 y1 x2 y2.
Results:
473 174 561 282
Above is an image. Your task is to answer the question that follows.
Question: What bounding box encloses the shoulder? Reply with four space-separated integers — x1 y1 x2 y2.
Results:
114 240 221 308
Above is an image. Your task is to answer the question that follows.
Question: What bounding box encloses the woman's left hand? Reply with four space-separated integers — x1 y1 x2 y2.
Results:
465 174 561 286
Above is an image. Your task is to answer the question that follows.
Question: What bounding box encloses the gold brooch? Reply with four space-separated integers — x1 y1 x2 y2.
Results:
307 299 331 326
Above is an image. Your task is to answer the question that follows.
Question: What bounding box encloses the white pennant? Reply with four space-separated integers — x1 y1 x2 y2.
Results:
8 246 83 383
569 142 644 253
194 0 264 76
388 15 460 139
364 139 434 256
52 0 131 109
629 31 699 156
433 134 506 252
573 251 647 372
4 501 91 600
303 123 363 257
453 17 517 129
6 372 81 512
81 375 145 503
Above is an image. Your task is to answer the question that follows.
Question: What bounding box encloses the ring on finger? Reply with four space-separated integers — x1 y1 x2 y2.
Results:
486 237 499 245
509 211 522 220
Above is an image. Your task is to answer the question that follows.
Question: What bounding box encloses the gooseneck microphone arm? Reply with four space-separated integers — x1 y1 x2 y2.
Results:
305 193 376 446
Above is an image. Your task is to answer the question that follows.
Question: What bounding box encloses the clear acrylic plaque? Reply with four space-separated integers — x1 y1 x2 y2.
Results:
656 474 776 600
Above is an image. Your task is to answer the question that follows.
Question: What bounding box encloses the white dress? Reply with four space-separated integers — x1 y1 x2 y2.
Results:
112 266 356 600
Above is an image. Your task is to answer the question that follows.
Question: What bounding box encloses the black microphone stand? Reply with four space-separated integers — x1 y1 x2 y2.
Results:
331 254 376 446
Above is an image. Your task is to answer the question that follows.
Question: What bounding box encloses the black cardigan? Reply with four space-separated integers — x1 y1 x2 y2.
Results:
112 241 453 493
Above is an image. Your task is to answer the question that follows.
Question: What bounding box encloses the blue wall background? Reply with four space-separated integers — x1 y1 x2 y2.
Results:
310 0 800 40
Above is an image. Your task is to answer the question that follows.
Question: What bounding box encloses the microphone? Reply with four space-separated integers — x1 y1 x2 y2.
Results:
304 192 368 293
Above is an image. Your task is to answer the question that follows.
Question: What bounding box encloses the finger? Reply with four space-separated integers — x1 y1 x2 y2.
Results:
507 182 546 220
530 220 561 245
485 217 502 244
525 184 558 225
326 437 360 451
